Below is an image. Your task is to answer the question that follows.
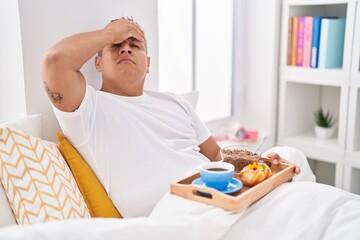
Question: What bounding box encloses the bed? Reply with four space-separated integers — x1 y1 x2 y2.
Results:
0 114 360 240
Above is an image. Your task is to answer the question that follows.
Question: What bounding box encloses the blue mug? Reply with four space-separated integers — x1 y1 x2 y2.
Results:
199 162 234 190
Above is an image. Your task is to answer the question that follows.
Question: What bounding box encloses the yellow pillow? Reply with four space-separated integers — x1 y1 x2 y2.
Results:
55 132 122 218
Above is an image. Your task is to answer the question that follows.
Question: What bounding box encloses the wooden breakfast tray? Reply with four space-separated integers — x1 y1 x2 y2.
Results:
170 161 296 212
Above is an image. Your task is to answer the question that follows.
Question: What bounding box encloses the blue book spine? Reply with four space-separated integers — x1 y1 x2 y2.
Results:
311 17 322 68
326 18 345 68
318 18 346 69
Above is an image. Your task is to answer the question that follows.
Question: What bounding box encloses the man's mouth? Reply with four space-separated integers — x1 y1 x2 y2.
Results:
117 58 136 64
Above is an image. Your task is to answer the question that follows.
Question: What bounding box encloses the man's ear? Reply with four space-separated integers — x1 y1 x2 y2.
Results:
146 56 150 73
95 56 102 72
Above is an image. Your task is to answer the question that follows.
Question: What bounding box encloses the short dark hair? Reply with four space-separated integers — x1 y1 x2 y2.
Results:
97 16 147 56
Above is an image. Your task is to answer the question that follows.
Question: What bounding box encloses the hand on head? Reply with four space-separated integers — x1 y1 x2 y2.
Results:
104 17 146 47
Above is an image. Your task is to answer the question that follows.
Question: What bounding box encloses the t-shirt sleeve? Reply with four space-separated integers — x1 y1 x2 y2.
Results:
52 85 96 147
176 95 211 145
190 107 211 145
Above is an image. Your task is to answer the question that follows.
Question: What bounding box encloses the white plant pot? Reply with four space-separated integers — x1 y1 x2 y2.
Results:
314 125 335 139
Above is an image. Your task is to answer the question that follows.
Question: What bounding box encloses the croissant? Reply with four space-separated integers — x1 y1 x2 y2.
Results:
238 162 272 187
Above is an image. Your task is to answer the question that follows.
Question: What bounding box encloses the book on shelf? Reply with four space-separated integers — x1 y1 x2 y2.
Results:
287 18 293 65
290 17 298 66
296 16 305 66
318 18 346 69
310 16 322 68
303 16 313 67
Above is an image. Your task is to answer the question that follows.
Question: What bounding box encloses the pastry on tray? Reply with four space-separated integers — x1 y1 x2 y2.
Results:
238 162 272 187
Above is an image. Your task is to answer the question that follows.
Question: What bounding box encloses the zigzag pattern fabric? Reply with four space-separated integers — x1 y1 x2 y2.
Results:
0 127 90 224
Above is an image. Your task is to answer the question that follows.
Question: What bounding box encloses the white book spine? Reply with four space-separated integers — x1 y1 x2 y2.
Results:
318 19 330 69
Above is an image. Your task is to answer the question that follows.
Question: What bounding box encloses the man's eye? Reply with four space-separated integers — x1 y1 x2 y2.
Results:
131 44 139 48
112 44 121 48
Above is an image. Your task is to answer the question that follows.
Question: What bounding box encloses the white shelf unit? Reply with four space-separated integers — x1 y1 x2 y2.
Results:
278 0 359 192
344 0 360 194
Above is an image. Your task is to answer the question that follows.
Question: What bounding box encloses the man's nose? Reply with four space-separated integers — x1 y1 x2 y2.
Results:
120 44 132 54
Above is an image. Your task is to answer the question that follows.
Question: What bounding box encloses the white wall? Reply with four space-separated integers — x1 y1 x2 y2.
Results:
233 0 280 149
0 0 27 123
16 0 158 141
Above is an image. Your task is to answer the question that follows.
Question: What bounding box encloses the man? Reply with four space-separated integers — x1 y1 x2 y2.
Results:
42 18 302 217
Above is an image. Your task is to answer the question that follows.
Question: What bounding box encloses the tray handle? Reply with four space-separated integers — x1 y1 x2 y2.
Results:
171 183 233 203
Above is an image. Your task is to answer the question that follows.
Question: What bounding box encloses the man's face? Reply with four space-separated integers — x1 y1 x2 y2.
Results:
95 36 150 93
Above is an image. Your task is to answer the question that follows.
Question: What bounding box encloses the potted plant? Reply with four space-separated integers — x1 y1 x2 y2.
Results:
313 107 336 139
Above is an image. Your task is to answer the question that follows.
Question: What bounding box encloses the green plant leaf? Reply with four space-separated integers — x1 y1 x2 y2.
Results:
313 107 336 128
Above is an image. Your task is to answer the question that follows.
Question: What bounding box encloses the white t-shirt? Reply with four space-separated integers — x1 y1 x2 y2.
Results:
53 85 211 217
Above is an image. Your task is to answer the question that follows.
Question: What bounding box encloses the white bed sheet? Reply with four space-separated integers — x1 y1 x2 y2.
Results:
222 181 360 240
0 180 359 240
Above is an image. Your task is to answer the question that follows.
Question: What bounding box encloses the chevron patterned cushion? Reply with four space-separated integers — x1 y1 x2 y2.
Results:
0 127 91 224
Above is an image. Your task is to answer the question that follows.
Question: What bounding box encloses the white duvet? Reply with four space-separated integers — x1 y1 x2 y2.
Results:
1 147 360 240
0 181 359 240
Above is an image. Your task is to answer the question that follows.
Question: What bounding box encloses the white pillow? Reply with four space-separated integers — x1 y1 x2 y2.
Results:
0 181 16 227
0 114 42 227
0 114 42 138
180 91 199 110
0 115 40 228
0 127 91 224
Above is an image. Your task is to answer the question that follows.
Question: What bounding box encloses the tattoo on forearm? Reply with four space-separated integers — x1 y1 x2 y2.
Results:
43 82 63 104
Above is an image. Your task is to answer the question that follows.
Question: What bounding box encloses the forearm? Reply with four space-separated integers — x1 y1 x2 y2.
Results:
43 29 113 71
199 136 222 161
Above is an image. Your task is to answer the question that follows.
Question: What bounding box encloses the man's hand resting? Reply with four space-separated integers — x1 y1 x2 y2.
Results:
266 152 301 174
